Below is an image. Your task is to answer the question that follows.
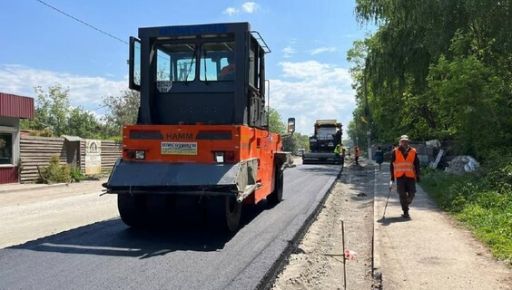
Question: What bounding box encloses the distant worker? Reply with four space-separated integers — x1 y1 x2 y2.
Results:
390 135 420 219
354 146 360 165
220 54 235 80
334 144 345 167
374 146 384 170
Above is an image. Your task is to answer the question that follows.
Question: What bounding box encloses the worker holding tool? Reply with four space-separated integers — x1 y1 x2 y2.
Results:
390 135 420 219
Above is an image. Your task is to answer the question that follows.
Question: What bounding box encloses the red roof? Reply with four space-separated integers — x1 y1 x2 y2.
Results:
0 92 34 119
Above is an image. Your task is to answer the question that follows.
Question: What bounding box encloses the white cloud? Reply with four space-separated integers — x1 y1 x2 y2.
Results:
269 61 355 135
224 2 259 16
0 64 126 113
310 47 338 55
282 46 296 58
241 2 259 13
223 7 239 16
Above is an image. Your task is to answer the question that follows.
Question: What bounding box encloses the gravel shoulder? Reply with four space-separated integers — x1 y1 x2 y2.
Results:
273 158 512 290
272 161 375 290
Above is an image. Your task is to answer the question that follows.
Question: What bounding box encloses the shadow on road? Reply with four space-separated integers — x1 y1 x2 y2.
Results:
10 200 270 259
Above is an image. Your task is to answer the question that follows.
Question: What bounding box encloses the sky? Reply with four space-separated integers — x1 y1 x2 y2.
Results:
0 0 374 135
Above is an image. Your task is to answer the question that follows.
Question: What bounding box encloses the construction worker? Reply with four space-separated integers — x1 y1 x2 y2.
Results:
390 135 420 219
334 144 345 167
354 146 360 165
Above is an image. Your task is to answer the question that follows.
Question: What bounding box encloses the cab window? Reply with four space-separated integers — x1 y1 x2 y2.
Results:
154 43 196 92
200 41 235 81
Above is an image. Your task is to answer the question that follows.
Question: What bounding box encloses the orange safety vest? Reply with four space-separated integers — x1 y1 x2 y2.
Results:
393 147 417 179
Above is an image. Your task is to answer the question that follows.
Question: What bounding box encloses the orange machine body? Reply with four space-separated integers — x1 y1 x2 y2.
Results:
122 124 282 204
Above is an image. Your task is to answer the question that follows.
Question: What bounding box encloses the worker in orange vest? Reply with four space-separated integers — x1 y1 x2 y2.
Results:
390 135 420 219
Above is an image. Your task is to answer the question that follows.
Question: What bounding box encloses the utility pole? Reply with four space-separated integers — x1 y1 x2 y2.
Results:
363 59 372 161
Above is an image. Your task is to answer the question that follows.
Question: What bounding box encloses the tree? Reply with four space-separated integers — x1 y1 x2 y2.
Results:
282 133 310 153
67 107 102 139
349 0 512 159
22 85 70 136
267 108 286 134
22 85 104 138
102 90 140 137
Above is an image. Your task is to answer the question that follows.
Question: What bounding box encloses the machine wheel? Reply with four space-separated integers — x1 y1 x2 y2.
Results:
268 165 284 205
224 196 242 232
118 194 147 228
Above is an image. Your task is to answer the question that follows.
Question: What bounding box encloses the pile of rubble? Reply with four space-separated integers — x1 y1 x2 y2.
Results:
444 155 480 175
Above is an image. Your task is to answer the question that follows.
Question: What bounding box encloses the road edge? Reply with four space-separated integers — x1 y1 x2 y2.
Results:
0 183 69 194
257 166 343 290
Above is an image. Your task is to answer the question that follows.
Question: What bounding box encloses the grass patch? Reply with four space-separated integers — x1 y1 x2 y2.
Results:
422 167 512 263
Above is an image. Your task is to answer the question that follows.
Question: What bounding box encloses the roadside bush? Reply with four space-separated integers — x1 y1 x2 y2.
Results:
69 166 84 182
422 164 512 263
39 156 72 184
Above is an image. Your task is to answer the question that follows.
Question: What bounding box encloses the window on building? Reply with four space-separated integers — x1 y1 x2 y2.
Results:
0 133 13 165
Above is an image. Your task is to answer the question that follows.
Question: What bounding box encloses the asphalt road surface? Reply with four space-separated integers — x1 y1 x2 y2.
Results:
0 164 341 290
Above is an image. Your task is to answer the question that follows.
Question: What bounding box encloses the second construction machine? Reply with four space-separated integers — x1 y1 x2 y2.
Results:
302 120 342 165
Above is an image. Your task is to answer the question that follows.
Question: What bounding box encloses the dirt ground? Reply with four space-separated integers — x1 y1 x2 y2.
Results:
272 161 375 290
0 180 117 248
273 158 512 290
373 163 512 290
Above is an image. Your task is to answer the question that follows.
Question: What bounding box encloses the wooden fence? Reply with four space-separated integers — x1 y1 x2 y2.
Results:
19 136 121 183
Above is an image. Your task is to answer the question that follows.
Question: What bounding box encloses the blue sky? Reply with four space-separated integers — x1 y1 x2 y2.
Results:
0 0 373 135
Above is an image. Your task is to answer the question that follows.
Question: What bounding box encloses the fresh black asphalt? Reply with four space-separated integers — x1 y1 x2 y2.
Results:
0 164 341 290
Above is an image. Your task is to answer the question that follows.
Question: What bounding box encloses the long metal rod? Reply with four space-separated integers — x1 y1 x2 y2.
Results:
341 220 347 290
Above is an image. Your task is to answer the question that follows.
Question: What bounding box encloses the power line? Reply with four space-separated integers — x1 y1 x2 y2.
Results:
35 0 128 45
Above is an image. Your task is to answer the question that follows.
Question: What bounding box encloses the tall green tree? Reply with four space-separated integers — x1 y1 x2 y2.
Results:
67 107 102 139
23 85 70 136
350 0 512 159
22 85 105 138
102 90 140 137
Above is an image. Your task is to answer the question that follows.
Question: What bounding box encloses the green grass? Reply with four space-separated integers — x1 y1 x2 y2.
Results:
421 167 512 263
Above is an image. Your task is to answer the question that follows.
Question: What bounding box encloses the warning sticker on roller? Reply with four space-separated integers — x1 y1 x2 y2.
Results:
161 142 198 155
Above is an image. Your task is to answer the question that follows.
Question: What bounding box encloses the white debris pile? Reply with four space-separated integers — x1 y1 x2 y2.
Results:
445 156 480 175
426 139 441 148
